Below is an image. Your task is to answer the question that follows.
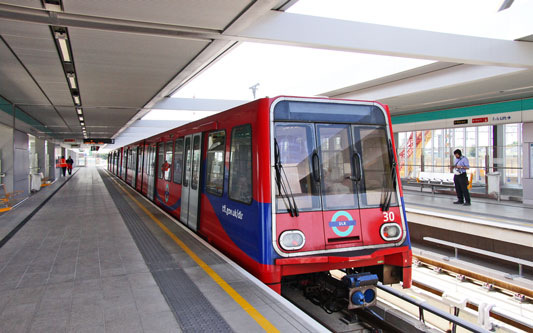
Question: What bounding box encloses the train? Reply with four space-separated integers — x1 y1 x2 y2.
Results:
108 96 411 307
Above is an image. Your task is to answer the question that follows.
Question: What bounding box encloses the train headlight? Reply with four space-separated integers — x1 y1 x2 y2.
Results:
380 223 402 241
279 230 305 250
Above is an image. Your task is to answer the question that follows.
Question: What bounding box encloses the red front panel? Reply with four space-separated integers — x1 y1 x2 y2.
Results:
360 206 403 245
322 209 363 250
276 212 325 253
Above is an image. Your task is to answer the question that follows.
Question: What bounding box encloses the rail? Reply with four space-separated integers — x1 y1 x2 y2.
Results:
423 237 533 278
377 282 491 333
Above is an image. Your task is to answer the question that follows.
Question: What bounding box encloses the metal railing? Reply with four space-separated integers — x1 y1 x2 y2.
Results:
423 237 533 279
377 283 491 333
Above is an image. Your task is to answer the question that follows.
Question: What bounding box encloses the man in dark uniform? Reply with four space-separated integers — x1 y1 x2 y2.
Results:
453 149 471 206
66 156 74 175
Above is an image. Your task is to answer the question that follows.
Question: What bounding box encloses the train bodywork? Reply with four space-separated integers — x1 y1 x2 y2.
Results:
109 97 411 293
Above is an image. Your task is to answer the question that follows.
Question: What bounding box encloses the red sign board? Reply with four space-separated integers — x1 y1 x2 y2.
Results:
64 138 75 142
472 117 488 124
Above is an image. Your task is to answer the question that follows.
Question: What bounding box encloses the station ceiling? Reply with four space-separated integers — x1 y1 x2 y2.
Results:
0 0 532 143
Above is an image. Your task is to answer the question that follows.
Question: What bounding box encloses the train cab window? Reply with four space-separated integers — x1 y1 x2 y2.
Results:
164 141 173 181
206 131 226 196
318 124 358 210
354 127 397 207
173 138 184 184
274 123 320 212
157 142 164 179
229 125 252 204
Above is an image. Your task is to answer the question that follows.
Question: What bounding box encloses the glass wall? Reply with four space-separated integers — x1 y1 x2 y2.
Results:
397 124 523 187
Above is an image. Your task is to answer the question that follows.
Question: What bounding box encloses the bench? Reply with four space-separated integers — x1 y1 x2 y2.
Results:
407 171 474 194
0 183 24 212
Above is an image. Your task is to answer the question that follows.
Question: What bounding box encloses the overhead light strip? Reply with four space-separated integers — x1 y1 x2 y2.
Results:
52 24 87 139
54 31 71 62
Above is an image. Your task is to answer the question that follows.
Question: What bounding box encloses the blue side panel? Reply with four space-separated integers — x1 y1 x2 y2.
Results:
400 197 411 249
155 191 181 211
206 194 275 266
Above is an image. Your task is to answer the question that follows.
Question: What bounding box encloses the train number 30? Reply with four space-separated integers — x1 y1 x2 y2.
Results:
383 212 395 222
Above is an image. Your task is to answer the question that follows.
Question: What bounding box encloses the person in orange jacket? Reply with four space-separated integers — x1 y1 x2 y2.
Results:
59 156 67 177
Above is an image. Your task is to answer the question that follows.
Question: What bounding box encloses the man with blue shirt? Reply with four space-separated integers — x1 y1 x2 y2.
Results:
453 149 471 206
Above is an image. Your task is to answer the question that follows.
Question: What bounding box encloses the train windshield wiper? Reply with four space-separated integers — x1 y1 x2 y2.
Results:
274 139 299 217
381 140 397 212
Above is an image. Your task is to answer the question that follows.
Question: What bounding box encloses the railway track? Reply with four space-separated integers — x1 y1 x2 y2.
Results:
282 252 533 333
412 254 533 332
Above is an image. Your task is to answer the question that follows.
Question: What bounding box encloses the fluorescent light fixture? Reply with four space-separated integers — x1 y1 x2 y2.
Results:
73 95 80 105
66 73 76 89
54 32 71 62
80 122 85 126
44 0 62 12
78 116 84 121
76 108 82 115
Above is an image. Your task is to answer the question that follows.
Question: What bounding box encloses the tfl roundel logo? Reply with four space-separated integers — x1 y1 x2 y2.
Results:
329 211 356 237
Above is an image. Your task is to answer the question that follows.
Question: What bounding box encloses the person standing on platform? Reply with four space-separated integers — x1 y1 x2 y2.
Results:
452 149 471 206
59 156 67 177
66 156 74 175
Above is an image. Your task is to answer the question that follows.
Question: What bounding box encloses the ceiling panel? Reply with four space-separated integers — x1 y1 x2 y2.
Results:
69 28 209 108
64 0 253 30
383 69 533 114
80 107 139 127
0 1 42 9
22 105 68 128
0 20 74 107
0 40 50 106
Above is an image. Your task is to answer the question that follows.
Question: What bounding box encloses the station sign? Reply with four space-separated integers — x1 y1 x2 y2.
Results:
83 138 114 144
64 138 76 142
453 119 468 125
472 117 488 124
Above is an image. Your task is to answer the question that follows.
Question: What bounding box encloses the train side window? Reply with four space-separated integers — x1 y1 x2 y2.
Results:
157 142 164 179
229 124 252 204
183 137 191 187
164 141 173 181
173 138 184 184
206 130 226 196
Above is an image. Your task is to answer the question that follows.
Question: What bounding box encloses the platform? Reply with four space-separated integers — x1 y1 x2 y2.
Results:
0 167 325 332
403 189 533 273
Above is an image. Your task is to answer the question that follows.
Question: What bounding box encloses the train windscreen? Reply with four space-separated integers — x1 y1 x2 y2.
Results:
274 101 397 214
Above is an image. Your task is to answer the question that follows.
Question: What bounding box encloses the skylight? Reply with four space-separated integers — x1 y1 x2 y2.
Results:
288 0 533 40
173 42 432 100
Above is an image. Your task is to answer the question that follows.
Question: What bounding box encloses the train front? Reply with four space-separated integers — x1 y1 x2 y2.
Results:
269 97 411 307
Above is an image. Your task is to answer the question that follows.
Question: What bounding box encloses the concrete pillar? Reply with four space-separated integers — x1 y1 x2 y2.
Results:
493 125 505 182
47 141 56 181
522 123 533 205
0 123 14 193
13 129 29 196
35 137 46 175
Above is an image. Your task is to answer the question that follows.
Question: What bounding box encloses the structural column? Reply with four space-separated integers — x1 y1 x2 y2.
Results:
522 123 533 205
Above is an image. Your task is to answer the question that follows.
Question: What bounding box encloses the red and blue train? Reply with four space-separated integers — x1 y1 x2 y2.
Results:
108 96 411 299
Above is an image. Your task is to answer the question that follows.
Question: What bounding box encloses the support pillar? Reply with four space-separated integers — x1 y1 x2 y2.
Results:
522 123 533 205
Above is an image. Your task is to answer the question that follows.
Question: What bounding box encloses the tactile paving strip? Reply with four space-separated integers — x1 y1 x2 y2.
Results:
99 170 233 332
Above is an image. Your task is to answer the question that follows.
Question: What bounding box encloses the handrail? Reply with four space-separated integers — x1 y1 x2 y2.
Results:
377 282 491 333
423 237 533 277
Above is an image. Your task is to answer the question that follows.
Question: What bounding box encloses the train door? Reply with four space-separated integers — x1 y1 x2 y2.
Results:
147 144 156 200
274 123 366 251
136 145 143 192
316 124 364 248
131 148 137 188
180 132 202 231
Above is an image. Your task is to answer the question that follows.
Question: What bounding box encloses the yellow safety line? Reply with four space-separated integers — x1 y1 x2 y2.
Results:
112 177 279 333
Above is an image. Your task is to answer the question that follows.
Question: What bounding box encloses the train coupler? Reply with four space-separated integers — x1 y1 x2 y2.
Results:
342 272 379 309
